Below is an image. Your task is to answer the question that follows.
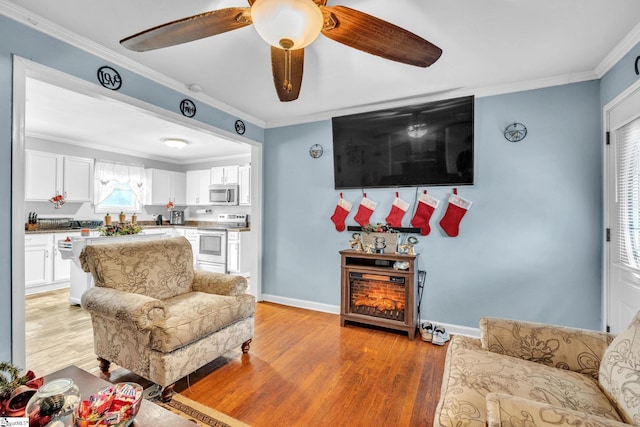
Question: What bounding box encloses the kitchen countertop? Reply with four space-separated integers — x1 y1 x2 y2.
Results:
25 221 250 234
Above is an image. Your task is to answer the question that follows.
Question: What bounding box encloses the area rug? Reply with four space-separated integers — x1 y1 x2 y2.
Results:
157 394 251 427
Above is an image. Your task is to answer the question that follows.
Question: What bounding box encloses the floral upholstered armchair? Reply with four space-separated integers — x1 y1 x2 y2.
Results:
435 311 640 426
79 236 255 401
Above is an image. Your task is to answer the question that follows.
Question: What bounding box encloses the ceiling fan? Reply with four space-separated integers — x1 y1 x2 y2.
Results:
120 0 442 102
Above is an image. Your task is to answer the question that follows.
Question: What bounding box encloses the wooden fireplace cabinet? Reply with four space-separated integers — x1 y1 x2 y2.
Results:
340 249 418 340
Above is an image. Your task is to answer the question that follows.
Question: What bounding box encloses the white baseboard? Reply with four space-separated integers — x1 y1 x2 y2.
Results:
25 282 69 296
259 294 480 338
260 294 341 314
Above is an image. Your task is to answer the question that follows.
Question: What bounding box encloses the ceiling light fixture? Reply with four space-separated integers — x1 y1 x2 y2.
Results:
407 124 428 139
164 138 189 149
251 0 324 50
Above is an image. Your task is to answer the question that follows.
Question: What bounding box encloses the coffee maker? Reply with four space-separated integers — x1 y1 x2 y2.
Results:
170 210 185 225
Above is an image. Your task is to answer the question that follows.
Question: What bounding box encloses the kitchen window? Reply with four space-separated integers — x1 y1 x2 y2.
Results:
94 160 145 213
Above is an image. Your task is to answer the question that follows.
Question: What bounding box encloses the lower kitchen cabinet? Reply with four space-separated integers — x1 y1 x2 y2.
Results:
184 228 199 267
227 230 251 277
25 232 81 294
24 234 52 290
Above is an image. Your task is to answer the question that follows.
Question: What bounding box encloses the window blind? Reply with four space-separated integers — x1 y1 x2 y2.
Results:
616 117 640 270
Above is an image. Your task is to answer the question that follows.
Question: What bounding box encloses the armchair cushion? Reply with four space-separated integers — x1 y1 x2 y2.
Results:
192 270 248 296
80 236 194 300
81 286 165 331
480 317 614 379
151 292 256 353
599 311 640 425
486 392 630 427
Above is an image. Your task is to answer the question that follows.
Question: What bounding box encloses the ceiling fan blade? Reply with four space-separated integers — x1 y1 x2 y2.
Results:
271 46 304 102
121 8 251 52
321 6 442 67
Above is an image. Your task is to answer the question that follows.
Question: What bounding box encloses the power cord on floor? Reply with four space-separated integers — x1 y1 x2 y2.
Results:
416 269 426 326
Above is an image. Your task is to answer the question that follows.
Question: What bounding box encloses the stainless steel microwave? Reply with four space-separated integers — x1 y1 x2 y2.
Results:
209 184 239 205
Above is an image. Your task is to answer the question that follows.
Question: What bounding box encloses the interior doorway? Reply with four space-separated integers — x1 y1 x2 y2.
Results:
11 56 263 369
605 79 640 333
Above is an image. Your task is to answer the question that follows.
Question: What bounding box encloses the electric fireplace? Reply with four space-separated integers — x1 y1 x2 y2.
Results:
340 250 418 339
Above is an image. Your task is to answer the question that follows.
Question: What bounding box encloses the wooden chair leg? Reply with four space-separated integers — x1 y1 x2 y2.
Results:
161 384 175 403
241 339 252 354
97 357 111 380
98 358 111 373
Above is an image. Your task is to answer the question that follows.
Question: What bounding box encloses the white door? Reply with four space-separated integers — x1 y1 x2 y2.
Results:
606 85 640 333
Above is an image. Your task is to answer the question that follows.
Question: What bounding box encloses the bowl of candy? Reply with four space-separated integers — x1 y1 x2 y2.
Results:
74 382 143 427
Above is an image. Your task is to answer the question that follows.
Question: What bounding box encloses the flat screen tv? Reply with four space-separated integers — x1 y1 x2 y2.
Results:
332 96 474 189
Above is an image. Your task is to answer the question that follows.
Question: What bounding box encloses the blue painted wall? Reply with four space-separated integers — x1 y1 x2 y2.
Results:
263 81 605 330
2 13 640 364
0 14 263 363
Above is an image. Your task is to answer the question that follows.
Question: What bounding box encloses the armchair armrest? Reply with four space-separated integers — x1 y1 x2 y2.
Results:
480 317 615 379
192 270 248 296
81 287 165 330
486 392 630 427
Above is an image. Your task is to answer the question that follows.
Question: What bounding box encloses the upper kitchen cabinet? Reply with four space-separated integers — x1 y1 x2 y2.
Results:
25 150 93 202
239 165 251 206
211 165 239 185
144 169 186 206
186 169 211 206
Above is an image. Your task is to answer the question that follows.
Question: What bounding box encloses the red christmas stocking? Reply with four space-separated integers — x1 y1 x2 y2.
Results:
385 194 410 228
439 191 472 237
353 195 377 226
410 191 440 236
330 195 352 232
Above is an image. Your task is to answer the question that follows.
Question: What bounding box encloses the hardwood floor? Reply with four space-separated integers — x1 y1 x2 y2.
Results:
26 289 448 426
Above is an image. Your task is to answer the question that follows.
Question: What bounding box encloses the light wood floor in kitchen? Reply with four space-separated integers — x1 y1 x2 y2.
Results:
26 288 449 426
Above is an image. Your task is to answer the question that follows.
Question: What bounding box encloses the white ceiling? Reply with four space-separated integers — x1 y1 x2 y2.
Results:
5 0 640 162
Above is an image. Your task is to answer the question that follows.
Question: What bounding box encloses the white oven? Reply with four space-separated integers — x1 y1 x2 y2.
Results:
197 228 227 272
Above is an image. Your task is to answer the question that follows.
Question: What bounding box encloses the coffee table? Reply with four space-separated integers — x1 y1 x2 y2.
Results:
44 365 195 426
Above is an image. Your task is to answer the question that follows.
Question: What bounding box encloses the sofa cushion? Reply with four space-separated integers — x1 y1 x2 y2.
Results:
599 311 640 425
150 291 256 353
435 335 622 427
80 236 194 300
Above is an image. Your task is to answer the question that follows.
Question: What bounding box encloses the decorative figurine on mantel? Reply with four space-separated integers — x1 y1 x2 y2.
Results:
349 233 364 251
398 236 419 255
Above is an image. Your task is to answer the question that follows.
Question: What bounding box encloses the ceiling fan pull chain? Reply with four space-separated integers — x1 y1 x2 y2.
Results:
279 38 294 94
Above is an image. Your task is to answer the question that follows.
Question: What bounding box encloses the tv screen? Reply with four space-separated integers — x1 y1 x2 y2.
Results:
332 96 474 189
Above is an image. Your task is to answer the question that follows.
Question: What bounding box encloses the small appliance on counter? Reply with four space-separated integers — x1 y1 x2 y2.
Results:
170 210 185 225
156 214 163 225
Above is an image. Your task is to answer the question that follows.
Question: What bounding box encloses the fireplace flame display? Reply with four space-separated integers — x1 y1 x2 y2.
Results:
350 277 406 321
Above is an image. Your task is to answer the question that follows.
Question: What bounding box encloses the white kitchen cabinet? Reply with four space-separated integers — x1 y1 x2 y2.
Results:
239 165 251 206
186 169 211 205
53 231 81 282
211 166 239 185
145 169 186 206
184 228 199 267
25 151 93 202
25 234 52 289
227 230 251 277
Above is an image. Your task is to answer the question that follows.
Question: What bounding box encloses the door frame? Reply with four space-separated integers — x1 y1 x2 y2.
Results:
11 56 264 367
602 78 640 332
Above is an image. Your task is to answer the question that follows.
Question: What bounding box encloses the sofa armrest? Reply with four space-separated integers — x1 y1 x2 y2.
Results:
486 392 630 427
81 287 165 330
480 317 615 379
192 270 248 296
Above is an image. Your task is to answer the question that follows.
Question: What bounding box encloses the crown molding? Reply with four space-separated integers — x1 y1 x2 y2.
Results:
595 21 640 78
0 0 265 128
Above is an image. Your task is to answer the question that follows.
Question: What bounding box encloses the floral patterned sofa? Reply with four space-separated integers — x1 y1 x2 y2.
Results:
434 311 640 426
79 236 255 401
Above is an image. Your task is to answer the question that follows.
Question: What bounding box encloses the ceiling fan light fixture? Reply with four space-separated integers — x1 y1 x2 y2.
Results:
407 124 428 139
251 0 323 49
163 138 189 149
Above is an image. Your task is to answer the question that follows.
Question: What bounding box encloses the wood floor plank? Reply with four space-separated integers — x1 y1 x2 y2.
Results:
26 291 449 426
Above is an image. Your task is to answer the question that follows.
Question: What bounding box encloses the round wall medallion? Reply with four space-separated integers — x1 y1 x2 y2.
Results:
504 123 527 142
180 99 196 118
97 66 122 91
235 120 246 135
309 144 323 158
